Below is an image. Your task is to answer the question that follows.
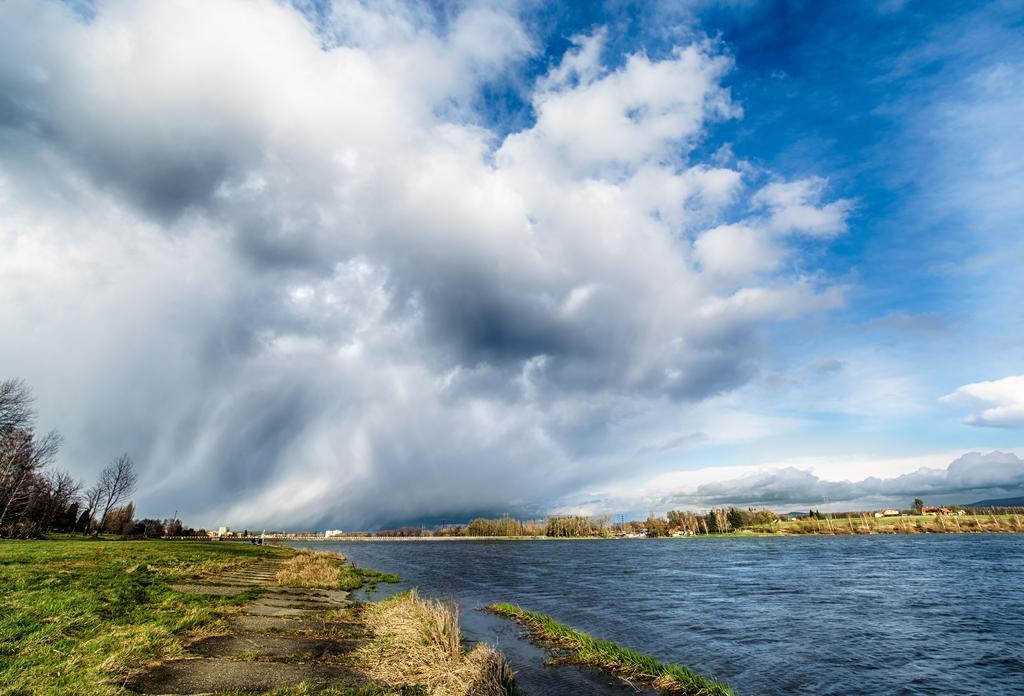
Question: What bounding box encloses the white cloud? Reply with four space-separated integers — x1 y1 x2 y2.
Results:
694 224 780 281
941 376 1024 428
753 177 852 237
499 37 739 174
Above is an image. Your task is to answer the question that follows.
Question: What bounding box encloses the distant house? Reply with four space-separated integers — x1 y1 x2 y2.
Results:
874 509 901 518
324 529 344 538
922 507 951 515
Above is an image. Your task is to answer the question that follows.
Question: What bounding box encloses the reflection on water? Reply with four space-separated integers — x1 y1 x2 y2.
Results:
290 535 1024 695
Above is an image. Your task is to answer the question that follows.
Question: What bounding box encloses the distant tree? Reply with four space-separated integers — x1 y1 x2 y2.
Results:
751 508 779 527
433 524 465 537
103 502 136 535
544 515 609 537
95 453 138 532
163 517 184 536
645 514 669 537
75 508 92 533
139 518 165 537
82 483 105 533
912 498 924 514
706 508 732 533
41 470 80 533
667 509 701 535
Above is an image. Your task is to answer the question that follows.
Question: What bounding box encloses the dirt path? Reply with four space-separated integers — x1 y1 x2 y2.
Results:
126 559 371 694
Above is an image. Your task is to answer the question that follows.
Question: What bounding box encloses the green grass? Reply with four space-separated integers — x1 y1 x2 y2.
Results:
353 567 400 591
487 603 734 696
0 538 293 695
317 563 398 592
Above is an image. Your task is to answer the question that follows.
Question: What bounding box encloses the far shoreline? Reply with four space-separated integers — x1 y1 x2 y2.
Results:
192 530 1024 543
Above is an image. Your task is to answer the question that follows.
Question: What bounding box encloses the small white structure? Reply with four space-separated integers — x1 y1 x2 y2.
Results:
874 509 900 518
217 526 230 537
324 529 345 538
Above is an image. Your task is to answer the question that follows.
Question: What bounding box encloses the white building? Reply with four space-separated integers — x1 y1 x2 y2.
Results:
324 529 344 538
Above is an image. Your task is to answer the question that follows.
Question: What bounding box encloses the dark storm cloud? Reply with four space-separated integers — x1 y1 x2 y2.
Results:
0 61 241 223
423 281 578 365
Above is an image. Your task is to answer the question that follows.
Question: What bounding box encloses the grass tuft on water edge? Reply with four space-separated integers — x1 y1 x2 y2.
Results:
355 590 516 696
486 603 734 696
274 551 401 592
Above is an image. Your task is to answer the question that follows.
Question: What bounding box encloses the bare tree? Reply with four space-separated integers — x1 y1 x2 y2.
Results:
0 378 34 432
0 379 80 537
96 453 137 532
0 429 63 530
83 482 105 533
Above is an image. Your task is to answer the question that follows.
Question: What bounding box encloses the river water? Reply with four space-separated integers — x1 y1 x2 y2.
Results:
289 535 1024 695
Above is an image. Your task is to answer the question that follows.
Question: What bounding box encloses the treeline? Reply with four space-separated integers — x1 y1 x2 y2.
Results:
362 508 782 538
658 507 781 535
0 378 203 538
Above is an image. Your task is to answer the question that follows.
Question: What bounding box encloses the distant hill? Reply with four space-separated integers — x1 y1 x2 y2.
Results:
964 496 1024 508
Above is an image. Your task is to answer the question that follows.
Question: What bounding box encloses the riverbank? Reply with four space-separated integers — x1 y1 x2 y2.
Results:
0 539 514 695
488 604 733 696
247 513 1024 542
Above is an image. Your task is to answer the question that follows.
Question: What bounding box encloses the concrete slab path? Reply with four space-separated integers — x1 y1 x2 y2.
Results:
126 557 372 695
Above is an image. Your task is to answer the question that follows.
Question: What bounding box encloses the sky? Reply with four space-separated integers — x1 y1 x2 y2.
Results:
1 0 1022 529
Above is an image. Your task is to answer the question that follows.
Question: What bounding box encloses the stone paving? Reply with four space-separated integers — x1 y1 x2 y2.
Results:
126 559 370 694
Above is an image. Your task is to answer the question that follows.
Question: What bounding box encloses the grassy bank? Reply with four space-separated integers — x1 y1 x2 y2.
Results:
487 603 733 696
773 513 1024 535
0 538 515 696
0 538 292 694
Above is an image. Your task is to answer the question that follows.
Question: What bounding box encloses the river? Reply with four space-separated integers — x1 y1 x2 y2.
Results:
288 535 1024 695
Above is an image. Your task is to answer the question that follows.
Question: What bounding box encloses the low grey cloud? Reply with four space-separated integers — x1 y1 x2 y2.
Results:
1 1 854 528
663 451 1024 509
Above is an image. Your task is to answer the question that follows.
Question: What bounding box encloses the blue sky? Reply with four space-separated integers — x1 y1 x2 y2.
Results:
1 0 1022 527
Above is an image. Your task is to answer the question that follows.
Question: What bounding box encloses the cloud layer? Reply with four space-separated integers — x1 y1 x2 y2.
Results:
679 451 1024 508
558 452 1024 514
1 1 855 527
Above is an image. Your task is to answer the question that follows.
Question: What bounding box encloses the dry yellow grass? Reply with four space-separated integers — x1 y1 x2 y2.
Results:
273 550 349 588
355 590 515 696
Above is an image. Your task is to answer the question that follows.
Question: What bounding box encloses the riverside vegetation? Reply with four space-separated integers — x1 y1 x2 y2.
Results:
354 507 1024 539
488 604 733 696
0 539 515 696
